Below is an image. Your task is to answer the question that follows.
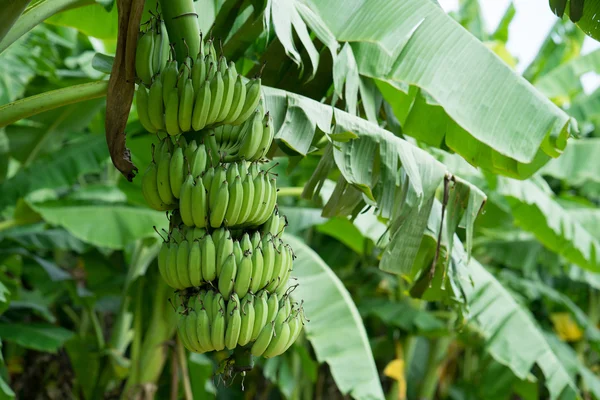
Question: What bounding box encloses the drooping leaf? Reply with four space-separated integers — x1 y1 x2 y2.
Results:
0 322 74 353
290 0 573 177
496 177 600 272
541 138 600 186
451 243 579 399
285 235 385 400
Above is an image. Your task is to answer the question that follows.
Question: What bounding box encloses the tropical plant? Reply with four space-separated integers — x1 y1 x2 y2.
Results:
0 0 599 399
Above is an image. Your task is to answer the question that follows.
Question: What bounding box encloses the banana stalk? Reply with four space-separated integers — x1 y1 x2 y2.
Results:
158 0 201 64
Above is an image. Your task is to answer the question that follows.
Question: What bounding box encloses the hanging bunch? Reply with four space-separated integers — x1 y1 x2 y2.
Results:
133 0 306 373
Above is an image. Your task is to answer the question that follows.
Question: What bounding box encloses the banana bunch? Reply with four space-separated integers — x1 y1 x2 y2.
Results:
175 288 306 357
179 161 278 229
549 0 584 22
158 218 294 298
136 33 263 135
204 108 274 162
135 15 170 86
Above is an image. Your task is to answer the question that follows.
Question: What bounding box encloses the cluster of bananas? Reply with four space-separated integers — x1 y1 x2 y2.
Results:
204 105 273 162
136 30 262 136
135 6 304 365
135 15 170 86
142 137 277 227
549 0 584 22
158 211 293 298
175 289 307 357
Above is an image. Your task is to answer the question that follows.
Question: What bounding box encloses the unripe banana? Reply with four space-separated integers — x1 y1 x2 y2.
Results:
165 243 179 289
165 88 181 136
238 295 255 346
191 53 206 94
191 178 208 228
233 252 252 299
204 133 220 162
211 308 226 351
265 292 279 324
262 320 290 358
250 321 274 357
212 293 226 324
209 180 229 228
249 247 264 294
260 238 275 290
206 71 224 126
189 239 202 286
136 85 157 133
275 245 294 295
277 214 288 237
218 253 236 298
190 144 208 178
255 112 273 159
186 311 204 352
251 291 269 341
216 230 233 276
178 313 195 352
282 311 302 353
179 174 195 226
162 60 179 105
200 233 216 282
178 78 194 133
238 110 263 160
246 172 265 224
135 30 154 85
233 241 243 264
177 58 192 98
216 61 236 122
232 78 261 125
197 307 214 352
238 174 254 223
202 167 214 193
225 296 242 350
184 139 198 161
176 240 191 289
148 79 165 130
255 177 277 225
224 176 243 227
251 231 261 250
203 289 215 321
225 163 238 183
152 19 170 74
142 162 173 211
240 233 253 254
224 75 246 124
169 146 185 198
157 151 176 204
191 79 211 131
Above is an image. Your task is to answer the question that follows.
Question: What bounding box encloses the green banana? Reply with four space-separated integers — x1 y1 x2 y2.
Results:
162 59 179 105
176 240 191 289
165 88 181 136
265 292 279 324
251 291 269 341
218 253 236 298
189 239 202 286
225 295 242 350
233 240 243 264
206 70 224 126
249 247 264 294
256 112 273 159
152 19 170 74
232 78 261 125
233 252 252 299
238 174 254 223
238 295 255 346
136 85 156 133
203 289 215 321
157 151 176 204
216 230 233 276
190 144 207 178
165 243 179 289
135 30 154 85
200 233 216 282
178 78 194 133
238 110 263 160
216 61 236 122
262 309 291 358
211 308 226 351
197 307 214 352
179 174 194 226
142 161 173 211
209 180 229 228
191 178 208 228
186 311 204 352
169 146 185 198
224 74 246 124
224 176 243 227
259 239 275 290
148 79 165 130
250 321 274 357
177 58 192 98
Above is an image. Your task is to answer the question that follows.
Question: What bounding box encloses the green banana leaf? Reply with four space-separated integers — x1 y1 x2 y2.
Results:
541 138 600 186
284 234 385 400
451 243 579 399
496 177 600 272
268 0 574 178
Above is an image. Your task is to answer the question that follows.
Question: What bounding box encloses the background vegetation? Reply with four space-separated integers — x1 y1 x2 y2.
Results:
0 0 599 399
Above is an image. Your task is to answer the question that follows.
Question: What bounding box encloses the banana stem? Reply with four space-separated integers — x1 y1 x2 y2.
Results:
176 336 193 400
0 80 108 128
278 187 304 198
0 0 93 54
